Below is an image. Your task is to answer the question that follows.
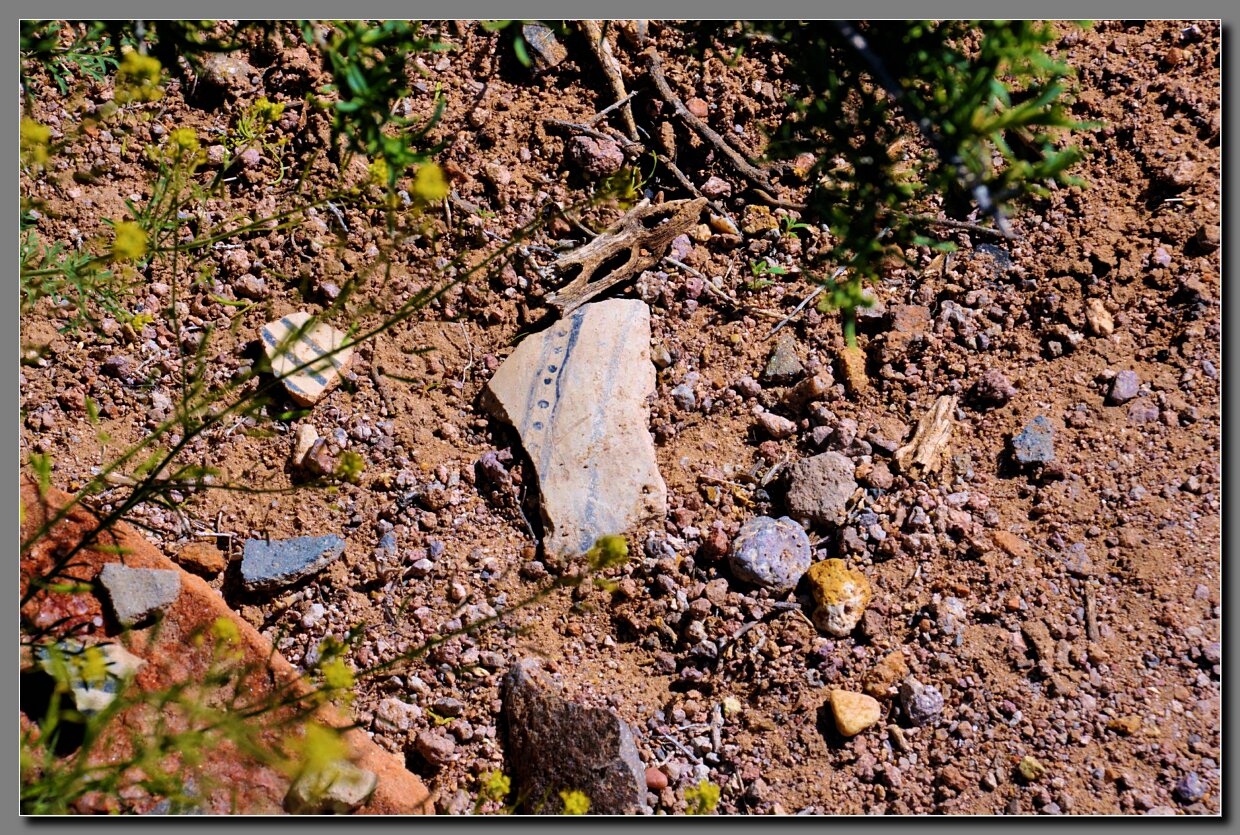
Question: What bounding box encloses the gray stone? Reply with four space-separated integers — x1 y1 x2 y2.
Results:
98 563 181 627
899 677 945 726
483 300 667 559
671 383 696 411
502 658 647 814
1012 416 1055 465
285 760 377 814
1108 370 1140 404
728 516 812 594
241 535 346 592
414 730 456 767
786 452 857 527
522 22 568 71
763 332 804 384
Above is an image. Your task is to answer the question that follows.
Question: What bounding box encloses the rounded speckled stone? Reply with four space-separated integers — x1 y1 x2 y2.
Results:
727 516 812 594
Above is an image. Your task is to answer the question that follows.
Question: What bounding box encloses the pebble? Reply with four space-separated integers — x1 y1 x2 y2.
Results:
671 383 697 411
864 651 909 699
414 730 456 767
806 559 871 637
1108 370 1141 404
755 410 797 440
98 563 182 627
829 689 882 737
785 452 857 527
700 176 732 198
568 135 625 178
763 332 804 384
899 677 944 726
285 761 377 814
1018 755 1047 782
1085 298 1115 336
973 368 1017 407
1174 772 1205 803
176 542 227 577
1128 400 1160 425
240 535 346 592
686 97 710 119
728 516 812 594
1012 416 1056 465
645 766 669 790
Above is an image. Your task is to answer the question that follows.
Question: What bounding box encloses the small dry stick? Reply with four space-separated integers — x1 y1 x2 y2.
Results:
586 90 639 127
580 21 639 141
644 45 777 196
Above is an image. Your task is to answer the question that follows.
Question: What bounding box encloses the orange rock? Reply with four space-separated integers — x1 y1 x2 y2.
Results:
829 690 882 737
991 530 1033 561
19 480 430 815
863 650 909 700
806 559 872 637
176 541 228 577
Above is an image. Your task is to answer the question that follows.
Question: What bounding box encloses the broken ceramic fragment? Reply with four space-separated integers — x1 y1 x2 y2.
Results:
484 299 667 559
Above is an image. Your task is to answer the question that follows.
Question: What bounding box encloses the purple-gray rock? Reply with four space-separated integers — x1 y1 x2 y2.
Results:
521 22 568 71
98 563 181 627
728 516 812 594
568 135 625 178
502 658 647 814
785 452 857 527
973 368 1017 407
1012 416 1055 465
1128 400 1160 425
899 677 945 726
1174 772 1205 803
1060 543 1094 577
241 534 346 592
1108 370 1140 404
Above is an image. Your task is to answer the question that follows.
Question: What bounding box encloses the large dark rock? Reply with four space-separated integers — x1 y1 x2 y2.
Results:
501 659 647 814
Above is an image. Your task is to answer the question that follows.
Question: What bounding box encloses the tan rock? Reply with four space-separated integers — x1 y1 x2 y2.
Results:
991 530 1033 560
290 424 320 469
483 299 667 559
806 559 872 637
838 345 869 396
1084 298 1115 337
863 650 909 700
830 689 882 737
260 311 354 407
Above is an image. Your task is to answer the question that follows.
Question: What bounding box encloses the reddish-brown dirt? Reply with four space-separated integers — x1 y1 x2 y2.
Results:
20 21 1220 815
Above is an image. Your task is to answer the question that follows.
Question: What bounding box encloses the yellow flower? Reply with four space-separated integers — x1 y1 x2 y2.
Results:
210 616 240 646
110 221 148 261
586 534 629 570
559 789 590 815
295 722 349 777
115 51 164 104
320 656 355 691
412 162 449 202
368 156 390 187
478 770 510 804
169 127 200 155
80 646 108 687
21 118 51 166
253 96 285 123
684 780 721 815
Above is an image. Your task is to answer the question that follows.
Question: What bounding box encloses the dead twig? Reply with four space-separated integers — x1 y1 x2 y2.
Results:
580 21 639 141
586 90 640 127
644 45 779 198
